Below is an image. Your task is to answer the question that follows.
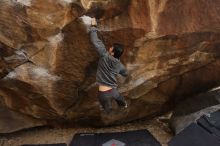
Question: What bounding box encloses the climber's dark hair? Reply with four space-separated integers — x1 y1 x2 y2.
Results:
112 43 124 59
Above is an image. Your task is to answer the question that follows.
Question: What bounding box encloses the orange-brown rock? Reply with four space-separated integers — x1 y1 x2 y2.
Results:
0 0 220 133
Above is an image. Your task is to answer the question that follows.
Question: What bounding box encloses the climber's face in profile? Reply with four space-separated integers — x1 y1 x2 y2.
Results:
108 47 114 56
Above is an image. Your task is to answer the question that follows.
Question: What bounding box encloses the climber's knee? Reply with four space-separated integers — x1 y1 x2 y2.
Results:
115 96 126 107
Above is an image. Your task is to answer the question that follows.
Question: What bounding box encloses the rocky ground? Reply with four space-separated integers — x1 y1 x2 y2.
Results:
0 114 173 146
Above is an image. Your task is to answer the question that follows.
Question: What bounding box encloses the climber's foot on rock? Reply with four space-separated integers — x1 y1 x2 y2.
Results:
124 101 128 108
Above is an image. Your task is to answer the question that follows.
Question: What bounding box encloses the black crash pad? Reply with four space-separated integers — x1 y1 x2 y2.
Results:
22 144 66 146
70 129 161 146
197 110 220 140
197 110 220 129
168 123 220 146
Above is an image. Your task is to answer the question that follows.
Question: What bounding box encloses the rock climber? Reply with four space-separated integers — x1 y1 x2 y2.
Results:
89 18 128 113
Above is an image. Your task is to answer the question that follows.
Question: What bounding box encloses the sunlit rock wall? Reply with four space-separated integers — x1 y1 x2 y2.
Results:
0 0 220 133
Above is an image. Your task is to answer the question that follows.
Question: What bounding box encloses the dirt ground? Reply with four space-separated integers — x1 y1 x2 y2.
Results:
0 115 173 146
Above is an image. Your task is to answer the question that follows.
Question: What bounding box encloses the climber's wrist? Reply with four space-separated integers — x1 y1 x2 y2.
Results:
91 18 97 27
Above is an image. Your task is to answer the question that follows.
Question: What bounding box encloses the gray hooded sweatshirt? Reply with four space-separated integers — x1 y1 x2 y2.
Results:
90 26 128 88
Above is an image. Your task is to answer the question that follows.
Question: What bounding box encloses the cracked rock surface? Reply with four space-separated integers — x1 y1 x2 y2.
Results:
0 0 220 133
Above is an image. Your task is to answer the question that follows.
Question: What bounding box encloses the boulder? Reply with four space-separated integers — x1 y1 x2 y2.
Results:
0 0 220 133
0 106 46 134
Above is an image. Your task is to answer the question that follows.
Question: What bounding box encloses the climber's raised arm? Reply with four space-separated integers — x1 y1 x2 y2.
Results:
90 18 107 57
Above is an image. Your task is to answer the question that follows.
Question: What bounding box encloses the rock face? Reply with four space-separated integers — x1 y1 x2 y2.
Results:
0 0 220 133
